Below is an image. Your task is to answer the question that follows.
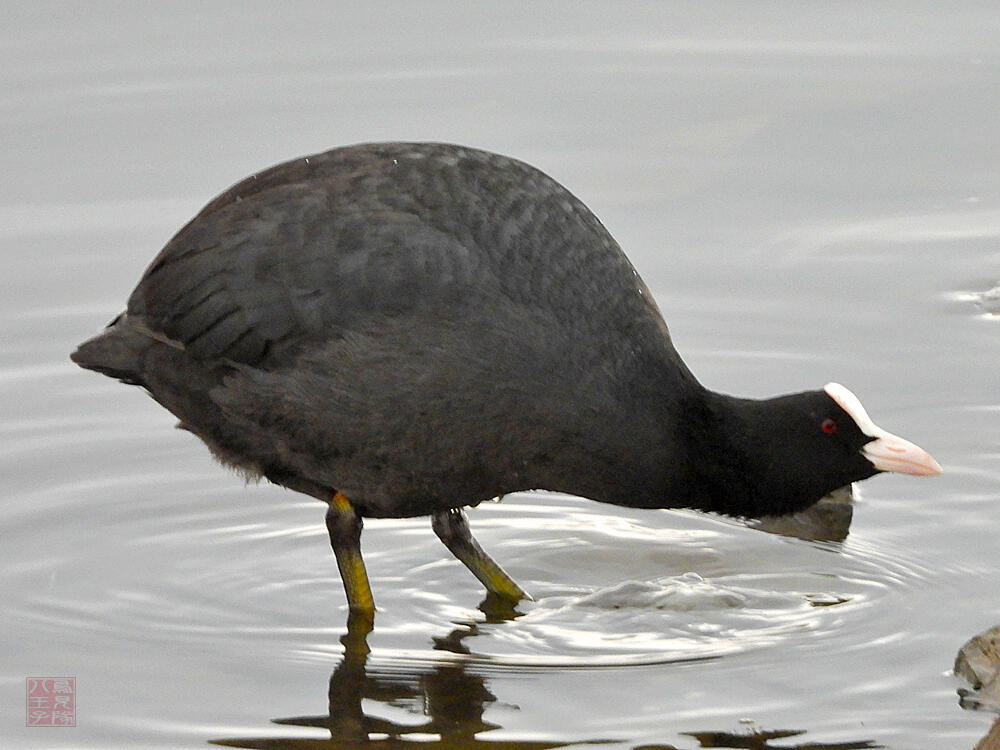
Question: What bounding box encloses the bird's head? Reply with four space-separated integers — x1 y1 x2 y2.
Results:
821 382 941 478
700 383 941 518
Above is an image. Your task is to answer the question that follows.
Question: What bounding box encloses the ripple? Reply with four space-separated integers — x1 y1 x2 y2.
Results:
952 284 1000 316
5 477 952 674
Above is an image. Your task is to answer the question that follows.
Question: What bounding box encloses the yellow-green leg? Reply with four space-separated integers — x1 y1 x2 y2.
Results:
327 492 375 620
431 508 532 603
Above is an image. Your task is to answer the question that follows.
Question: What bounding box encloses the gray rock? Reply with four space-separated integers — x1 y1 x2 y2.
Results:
956 624 1000 714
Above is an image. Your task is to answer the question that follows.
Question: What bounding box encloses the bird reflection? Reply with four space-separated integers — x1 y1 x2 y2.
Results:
675 727 878 748
211 598 587 749
211 596 877 750
747 486 855 543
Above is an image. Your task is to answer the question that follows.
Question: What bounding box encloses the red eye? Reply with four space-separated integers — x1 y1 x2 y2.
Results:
821 418 838 434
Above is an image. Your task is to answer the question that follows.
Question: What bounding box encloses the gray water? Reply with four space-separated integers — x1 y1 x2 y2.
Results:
3 3 999 748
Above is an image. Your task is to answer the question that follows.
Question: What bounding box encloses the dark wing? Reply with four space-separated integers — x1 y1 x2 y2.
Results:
126 142 673 373
126 147 486 368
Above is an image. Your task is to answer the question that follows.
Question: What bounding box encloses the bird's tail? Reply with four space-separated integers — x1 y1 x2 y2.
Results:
70 313 150 386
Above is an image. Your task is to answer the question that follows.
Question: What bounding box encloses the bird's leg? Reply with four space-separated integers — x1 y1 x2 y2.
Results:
327 492 375 619
431 508 532 603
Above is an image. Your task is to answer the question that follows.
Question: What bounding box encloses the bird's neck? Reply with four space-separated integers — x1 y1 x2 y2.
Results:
672 390 785 517
568 386 824 519
665 390 841 518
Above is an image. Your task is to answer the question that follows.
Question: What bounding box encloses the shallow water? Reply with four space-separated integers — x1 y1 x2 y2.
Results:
3 3 999 748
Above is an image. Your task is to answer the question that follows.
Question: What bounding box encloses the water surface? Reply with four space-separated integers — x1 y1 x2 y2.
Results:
3 4 999 748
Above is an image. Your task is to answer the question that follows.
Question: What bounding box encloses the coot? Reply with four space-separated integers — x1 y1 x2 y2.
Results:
72 142 940 617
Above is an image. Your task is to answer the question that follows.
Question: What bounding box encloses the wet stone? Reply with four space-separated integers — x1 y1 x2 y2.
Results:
956 624 1000 713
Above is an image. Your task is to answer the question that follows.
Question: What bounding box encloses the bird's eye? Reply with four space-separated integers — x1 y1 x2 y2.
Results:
821 418 838 434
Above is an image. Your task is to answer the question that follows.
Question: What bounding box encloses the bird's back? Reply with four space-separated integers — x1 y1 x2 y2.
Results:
75 143 691 516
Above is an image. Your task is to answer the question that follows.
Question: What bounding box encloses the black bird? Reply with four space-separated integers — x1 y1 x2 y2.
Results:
72 142 941 618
